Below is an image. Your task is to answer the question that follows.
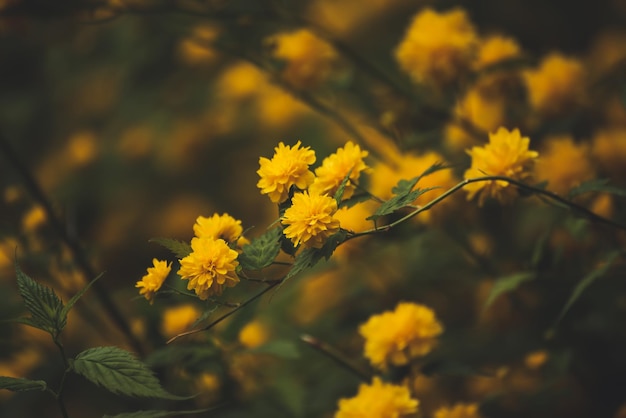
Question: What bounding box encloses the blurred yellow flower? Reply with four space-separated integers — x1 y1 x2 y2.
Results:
267 28 338 89
454 87 507 134
525 350 548 370
473 35 521 71
238 320 270 349
395 7 478 86
524 53 586 115
282 191 340 248
257 141 316 203
310 141 369 199
177 25 220 66
178 237 239 300
335 377 419 418
161 304 201 338
434 402 482 418
534 135 595 195
136 258 172 304
464 127 538 205
22 206 47 232
193 213 248 246
592 127 626 175
359 302 443 369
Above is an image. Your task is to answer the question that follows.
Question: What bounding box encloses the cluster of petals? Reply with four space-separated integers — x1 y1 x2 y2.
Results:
257 141 316 203
395 7 478 85
136 258 172 303
464 127 538 205
193 212 248 246
309 141 369 199
359 302 444 369
281 191 340 248
178 237 239 300
267 28 338 89
334 377 419 418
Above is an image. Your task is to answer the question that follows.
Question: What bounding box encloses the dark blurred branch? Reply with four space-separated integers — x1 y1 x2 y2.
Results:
0 133 145 355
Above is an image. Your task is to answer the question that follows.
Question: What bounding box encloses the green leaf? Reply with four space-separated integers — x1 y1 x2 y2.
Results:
149 238 192 259
59 272 104 327
484 272 536 310
317 229 348 261
250 340 300 359
103 409 214 418
553 251 621 327
284 248 320 282
15 262 65 335
239 227 282 271
568 178 626 198
0 376 47 392
367 187 438 221
71 346 186 399
333 170 353 205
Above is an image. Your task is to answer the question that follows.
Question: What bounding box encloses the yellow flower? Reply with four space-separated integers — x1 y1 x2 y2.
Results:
473 35 521 71
524 53 586 115
22 205 47 232
592 127 626 175
335 377 419 418
282 191 340 248
193 213 248 246
267 28 338 89
534 135 595 195
178 237 239 300
434 403 482 418
395 7 478 86
161 304 201 338
257 141 316 203
464 127 538 205
136 258 172 304
359 302 443 369
238 320 270 349
309 141 370 199
454 87 507 134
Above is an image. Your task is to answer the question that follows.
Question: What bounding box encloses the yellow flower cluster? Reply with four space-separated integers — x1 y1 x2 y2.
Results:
193 212 248 246
395 7 478 86
258 140 369 249
359 302 443 369
136 258 172 304
267 28 339 89
464 127 538 205
433 403 482 418
335 377 419 418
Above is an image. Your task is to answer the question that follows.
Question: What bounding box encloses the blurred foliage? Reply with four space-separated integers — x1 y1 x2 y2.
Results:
1 0 626 417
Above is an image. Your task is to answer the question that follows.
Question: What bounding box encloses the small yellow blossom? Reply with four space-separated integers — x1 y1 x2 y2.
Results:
473 35 521 71
525 350 548 370
193 213 248 246
257 141 316 203
238 320 270 349
434 403 482 418
309 141 370 199
534 135 595 195
395 7 478 85
359 302 443 369
464 127 538 205
335 377 419 418
161 304 201 338
282 191 340 248
454 87 507 134
22 206 47 232
524 53 586 115
592 127 626 175
267 28 338 89
178 237 239 300
136 259 172 304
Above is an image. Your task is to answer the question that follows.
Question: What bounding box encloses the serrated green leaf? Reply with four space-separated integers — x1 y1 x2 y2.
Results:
250 340 300 359
367 187 438 221
71 346 186 399
149 238 192 259
239 227 282 271
484 272 536 310
553 251 621 327
285 248 320 282
103 409 214 418
333 170 353 204
15 262 65 335
59 272 104 326
317 229 348 261
0 376 47 392
568 178 626 198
